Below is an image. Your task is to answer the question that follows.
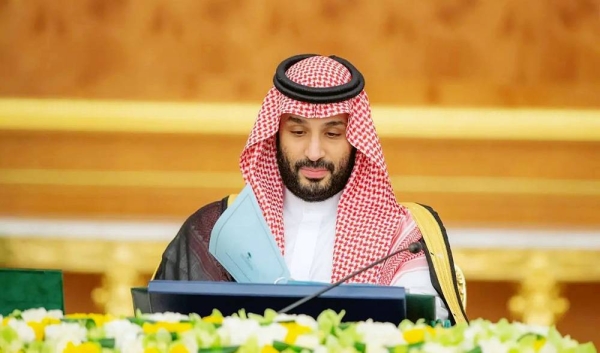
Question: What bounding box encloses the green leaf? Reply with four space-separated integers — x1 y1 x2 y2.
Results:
8 309 23 319
87 327 105 341
264 309 278 322
575 342 598 353
237 310 248 320
338 323 352 330
237 336 260 353
0 325 19 343
247 313 263 322
61 317 96 329
23 340 51 353
353 342 365 353
272 341 312 353
127 317 155 326
466 346 482 353
333 324 359 348
156 328 174 344
407 342 424 350
92 338 116 349
198 346 240 353
252 309 284 326
387 346 408 353
316 310 345 336
398 320 415 332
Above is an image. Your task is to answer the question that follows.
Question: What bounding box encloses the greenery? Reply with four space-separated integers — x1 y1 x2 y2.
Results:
0 308 596 353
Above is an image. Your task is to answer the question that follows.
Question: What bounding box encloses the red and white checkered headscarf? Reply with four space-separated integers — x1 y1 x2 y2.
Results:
240 56 423 284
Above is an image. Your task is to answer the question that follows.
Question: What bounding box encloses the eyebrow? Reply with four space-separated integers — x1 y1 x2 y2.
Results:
324 120 347 128
286 116 306 125
285 116 347 127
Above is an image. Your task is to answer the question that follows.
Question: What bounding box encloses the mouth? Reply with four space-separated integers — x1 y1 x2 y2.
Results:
299 167 329 180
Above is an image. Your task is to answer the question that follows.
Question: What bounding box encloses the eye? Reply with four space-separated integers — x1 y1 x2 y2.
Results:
291 130 306 136
326 132 342 138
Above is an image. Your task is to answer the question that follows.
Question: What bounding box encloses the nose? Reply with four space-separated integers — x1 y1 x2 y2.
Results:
305 135 325 162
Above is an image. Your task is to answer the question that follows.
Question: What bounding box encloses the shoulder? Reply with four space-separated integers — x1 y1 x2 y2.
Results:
397 202 450 255
179 194 238 234
399 202 446 230
159 194 235 261
154 195 236 280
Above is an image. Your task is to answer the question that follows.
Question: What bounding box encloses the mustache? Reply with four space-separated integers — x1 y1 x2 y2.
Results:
295 159 335 173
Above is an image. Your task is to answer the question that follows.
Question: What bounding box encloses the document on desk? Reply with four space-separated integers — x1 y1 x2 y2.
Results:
209 184 291 284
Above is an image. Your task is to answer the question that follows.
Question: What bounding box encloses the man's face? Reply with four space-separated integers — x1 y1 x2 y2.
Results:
276 113 356 202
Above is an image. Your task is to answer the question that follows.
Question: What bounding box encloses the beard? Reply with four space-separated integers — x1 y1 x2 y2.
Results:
276 136 356 202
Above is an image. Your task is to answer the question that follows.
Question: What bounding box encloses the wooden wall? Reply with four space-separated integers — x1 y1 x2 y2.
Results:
0 0 599 107
0 129 598 229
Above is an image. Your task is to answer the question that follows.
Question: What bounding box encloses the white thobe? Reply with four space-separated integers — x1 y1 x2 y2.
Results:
282 187 449 320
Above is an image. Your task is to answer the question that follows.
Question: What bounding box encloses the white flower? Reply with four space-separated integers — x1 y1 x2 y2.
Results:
421 342 460 353
319 346 356 353
274 314 318 330
217 317 261 346
142 312 189 323
120 334 144 353
217 317 288 347
462 324 486 345
182 327 218 349
45 322 88 353
21 308 63 322
255 324 288 347
273 314 297 322
103 319 142 350
479 337 511 353
295 334 320 349
179 332 199 353
511 322 549 337
7 318 35 343
356 321 405 348
538 344 558 353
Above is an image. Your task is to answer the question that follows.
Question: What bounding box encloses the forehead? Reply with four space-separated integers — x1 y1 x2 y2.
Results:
280 113 349 124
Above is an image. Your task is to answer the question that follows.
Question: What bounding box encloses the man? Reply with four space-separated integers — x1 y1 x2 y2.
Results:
153 54 468 324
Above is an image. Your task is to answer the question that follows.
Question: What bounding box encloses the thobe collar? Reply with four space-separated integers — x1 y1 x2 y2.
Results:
282 187 342 221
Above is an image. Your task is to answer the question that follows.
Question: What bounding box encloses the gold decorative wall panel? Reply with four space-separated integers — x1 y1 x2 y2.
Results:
0 99 598 228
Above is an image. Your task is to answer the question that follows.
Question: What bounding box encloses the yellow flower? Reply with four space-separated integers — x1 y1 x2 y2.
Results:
142 322 192 334
279 322 313 345
27 318 61 341
64 313 114 327
169 343 189 353
402 327 436 344
261 345 279 353
534 338 547 352
2 317 9 326
201 315 223 325
62 342 101 353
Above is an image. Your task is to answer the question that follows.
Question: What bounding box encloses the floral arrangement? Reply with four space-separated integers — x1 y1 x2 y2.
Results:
0 308 596 353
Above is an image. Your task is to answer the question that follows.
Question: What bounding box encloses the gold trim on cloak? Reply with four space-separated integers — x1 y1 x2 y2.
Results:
400 202 469 324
